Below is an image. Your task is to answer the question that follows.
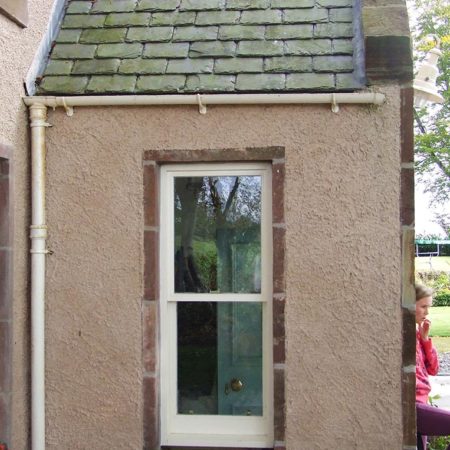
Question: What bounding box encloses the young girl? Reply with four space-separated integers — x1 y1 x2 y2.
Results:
416 283 450 450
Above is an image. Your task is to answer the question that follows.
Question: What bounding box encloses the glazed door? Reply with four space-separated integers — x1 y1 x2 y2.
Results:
217 301 263 416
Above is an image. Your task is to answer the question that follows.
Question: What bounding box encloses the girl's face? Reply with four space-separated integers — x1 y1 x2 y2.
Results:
416 296 433 324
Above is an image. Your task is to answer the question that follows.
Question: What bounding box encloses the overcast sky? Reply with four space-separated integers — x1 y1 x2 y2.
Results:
415 182 448 237
406 2 448 238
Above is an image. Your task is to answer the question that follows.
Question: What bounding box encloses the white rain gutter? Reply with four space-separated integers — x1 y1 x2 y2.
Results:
24 90 385 450
24 91 385 115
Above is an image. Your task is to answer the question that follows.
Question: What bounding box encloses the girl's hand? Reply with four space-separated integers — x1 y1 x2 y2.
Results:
419 319 431 341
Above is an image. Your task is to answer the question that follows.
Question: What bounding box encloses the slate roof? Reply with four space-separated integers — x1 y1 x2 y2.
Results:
37 0 364 95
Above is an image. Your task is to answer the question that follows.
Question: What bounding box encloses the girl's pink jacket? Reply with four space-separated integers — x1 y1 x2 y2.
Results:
416 329 439 404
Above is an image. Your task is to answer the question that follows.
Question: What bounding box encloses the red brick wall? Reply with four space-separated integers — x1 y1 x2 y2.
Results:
143 147 286 450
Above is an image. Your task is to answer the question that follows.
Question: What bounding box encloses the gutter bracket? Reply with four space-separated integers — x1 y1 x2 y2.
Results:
62 98 74 117
331 94 339 113
197 94 207 115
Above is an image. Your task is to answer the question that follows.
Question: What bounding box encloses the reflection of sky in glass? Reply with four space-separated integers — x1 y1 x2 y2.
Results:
202 176 261 224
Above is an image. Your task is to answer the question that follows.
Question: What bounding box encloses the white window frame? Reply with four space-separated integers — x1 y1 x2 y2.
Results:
160 162 274 448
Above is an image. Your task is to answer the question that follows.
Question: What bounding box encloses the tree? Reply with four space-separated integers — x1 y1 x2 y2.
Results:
433 211 450 238
412 0 450 205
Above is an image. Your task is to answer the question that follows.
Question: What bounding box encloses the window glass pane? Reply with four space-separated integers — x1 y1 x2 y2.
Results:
177 302 263 416
174 176 261 293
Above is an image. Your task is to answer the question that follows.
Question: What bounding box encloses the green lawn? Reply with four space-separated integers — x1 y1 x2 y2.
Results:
429 308 450 353
432 336 450 353
429 306 450 337
416 256 450 273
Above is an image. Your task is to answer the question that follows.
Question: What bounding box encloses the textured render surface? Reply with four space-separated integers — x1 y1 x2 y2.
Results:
37 0 364 94
43 84 402 449
0 1 56 448
44 129 144 449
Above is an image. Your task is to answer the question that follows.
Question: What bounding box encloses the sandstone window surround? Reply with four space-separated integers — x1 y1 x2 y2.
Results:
0 0 28 27
0 144 12 448
143 147 286 450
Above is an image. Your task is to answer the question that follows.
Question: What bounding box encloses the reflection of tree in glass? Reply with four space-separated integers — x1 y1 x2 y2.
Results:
174 176 261 293
202 176 261 224
175 177 206 292
177 302 217 403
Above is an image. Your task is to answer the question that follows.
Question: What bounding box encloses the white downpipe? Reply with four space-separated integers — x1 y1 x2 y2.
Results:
29 103 49 450
24 89 385 450
24 91 385 115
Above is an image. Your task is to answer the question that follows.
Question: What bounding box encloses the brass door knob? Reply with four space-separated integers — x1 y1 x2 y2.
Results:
224 378 244 395
230 378 244 392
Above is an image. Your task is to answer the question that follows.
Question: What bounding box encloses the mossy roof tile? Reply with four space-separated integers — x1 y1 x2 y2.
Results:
173 26 218 42
240 9 283 24
185 74 235 91
180 0 225 11
237 40 284 56
62 14 107 29
265 24 313 40
265 56 312 73
104 13 151 27
137 0 181 11
80 28 128 44
313 55 353 72
215 57 263 73
218 25 265 40
283 8 328 24
196 11 240 25
166 58 214 73
332 39 353 54
119 58 167 74
336 72 364 89
37 0 363 94
271 0 314 7
66 1 92 14
55 29 82 43
97 43 143 58
286 72 335 89
45 60 74 75
136 74 186 92
86 75 137 93
226 0 270 9
91 0 138 13
52 44 97 59
143 42 189 58
126 26 174 42
151 11 195 25
38 75 89 94
236 73 285 90
72 58 121 75
189 41 236 58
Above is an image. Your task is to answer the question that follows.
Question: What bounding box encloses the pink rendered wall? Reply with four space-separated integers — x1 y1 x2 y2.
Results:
0 1 58 448
36 86 404 449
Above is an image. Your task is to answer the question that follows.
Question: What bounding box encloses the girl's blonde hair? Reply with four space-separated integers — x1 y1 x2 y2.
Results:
415 283 433 302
